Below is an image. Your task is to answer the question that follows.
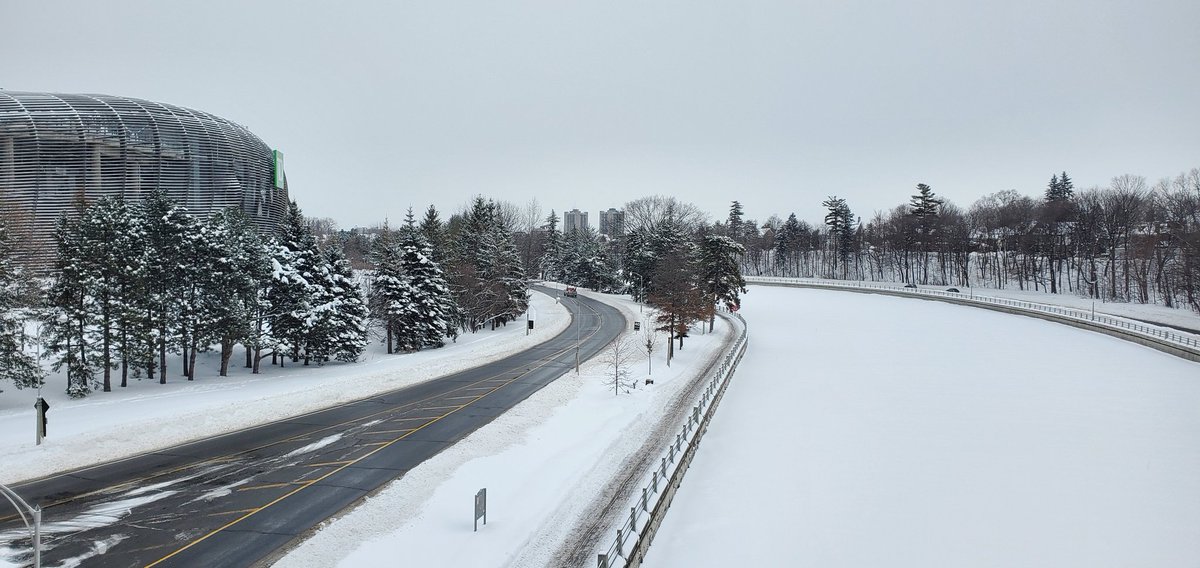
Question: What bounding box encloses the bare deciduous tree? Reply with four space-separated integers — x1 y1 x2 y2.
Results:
601 334 635 395
622 195 708 235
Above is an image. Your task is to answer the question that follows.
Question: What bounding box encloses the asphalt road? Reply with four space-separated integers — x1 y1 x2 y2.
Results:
0 288 624 568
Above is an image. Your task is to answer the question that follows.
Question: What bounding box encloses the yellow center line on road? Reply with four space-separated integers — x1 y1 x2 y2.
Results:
205 508 259 518
237 482 307 492
359 428 417 435
305 460 357 468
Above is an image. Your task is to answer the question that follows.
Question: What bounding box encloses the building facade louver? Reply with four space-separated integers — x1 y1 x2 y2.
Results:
0 91 289 270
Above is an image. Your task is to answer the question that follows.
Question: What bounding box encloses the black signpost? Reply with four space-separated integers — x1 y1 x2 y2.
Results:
34 397 49 445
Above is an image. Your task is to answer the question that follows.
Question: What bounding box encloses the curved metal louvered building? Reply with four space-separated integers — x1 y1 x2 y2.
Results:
0 91 289 270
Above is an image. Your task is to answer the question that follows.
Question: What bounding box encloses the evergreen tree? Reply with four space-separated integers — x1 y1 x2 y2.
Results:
822 196 855 277
561 227 613 289
202 207 271 376
368 221 408 353
726 200 745 241
698 230 747 331
271 200 323 364
174 221 218 380
419 204 447 265
908 183 942 283
309 239 370 362
539 210 563 282
486 212 529 324
622 228 653 302
1046 171 1075 202
773 213 803 275
140 189 193 383
76 196 140 391
396 209 459 350
450 197 527 330
0 217 44 392
42 215 94 397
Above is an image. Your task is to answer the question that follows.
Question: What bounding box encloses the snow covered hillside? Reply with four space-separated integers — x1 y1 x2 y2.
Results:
646 285 1200 567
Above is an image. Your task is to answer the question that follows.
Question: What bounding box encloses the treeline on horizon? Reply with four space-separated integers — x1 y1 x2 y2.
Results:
735 168 1200 314
326 166 1200 315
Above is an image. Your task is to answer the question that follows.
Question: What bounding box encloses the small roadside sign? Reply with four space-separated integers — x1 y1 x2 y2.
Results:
474 488 487 531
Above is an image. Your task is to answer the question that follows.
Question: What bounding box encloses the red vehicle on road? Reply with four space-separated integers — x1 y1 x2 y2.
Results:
564 286 578 297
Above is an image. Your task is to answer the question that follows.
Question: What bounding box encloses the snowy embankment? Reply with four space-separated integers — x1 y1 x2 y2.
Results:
0 291 570 484
271 293 734 568
645 285 1200 568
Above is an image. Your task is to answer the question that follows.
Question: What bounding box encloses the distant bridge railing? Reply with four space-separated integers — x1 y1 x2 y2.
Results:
746 276 1200 362
595 312 748 568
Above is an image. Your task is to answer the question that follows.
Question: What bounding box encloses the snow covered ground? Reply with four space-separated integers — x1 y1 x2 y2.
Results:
5 282 1196 567
645 285 1200 568
271 294 733 567
0 290 571 484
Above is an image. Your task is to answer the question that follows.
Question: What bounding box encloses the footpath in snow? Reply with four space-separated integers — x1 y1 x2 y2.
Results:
645 285 1200 568
0 290 570 484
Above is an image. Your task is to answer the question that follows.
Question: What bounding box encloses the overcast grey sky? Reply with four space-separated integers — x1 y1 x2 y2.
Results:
3 0 1198 229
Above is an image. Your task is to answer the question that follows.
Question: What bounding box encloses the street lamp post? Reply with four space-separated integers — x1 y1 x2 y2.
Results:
632 273 644 313
1 483 41 568
575 296 581 374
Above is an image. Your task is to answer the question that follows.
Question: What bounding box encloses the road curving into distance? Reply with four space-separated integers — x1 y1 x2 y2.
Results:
0 287 624 568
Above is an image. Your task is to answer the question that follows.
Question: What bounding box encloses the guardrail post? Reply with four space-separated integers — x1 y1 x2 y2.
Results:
616 528 625 559
631 506 638 533
598 553 608 568
642 488 649 511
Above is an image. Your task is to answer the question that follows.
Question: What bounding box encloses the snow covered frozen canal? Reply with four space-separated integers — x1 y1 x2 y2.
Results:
646 285 1200 568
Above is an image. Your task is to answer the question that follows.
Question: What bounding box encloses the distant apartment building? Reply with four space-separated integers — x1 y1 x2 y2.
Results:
563 208 588 233
598 208 624 237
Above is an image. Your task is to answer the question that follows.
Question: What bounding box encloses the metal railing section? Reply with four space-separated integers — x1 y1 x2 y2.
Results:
595 312 748 568
745 276 1200 353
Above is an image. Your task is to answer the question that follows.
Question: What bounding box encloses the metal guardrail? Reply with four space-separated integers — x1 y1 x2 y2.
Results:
745 276 1200 353
596 313 748 568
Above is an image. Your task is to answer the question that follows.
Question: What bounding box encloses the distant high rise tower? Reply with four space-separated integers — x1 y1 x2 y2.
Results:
598 208 624 237
563 209 588 233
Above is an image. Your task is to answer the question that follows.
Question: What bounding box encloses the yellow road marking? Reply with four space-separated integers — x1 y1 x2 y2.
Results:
237 482 305 492
205 508 259 518
305 460 356 468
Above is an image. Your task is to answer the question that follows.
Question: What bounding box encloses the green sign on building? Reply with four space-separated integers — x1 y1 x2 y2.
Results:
273 149 285 188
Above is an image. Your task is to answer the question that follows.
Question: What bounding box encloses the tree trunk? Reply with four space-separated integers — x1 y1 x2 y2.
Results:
219 339 233 377
103 317 112 392
187 336 197 380
159 328 167 385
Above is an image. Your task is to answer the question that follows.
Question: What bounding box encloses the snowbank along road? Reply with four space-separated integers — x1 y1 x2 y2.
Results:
0 288 624 568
